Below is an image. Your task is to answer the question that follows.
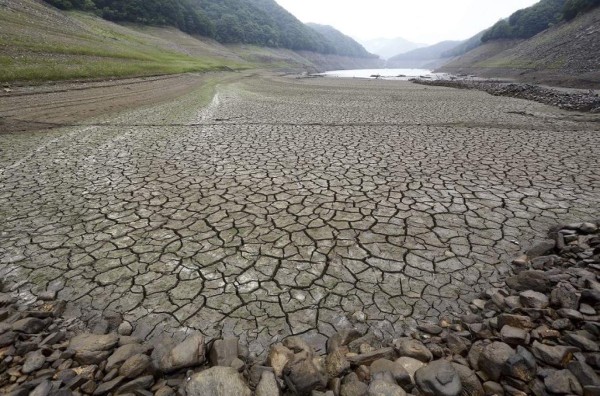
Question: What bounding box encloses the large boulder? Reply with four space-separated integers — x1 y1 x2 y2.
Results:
185 366 251 396
415 360 462 396
478 342 515 381
506 270 550 293
151 333 206 373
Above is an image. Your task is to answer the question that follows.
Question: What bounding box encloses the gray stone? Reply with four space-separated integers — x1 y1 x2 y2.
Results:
368 380 406 396
69 333 119 353
519 290 549 309
151 333 205 373
545 369 583 395
209 337 239 367
325 349 351 377
106 343 150 371
500 326 529 347
30 380 52 396
12 318 46 333
116 375 154 393
119 353 151 378
268 344 294 378
256 370 279 396
22 350 45 374
478 342 515 381
370 358 411 387
551 283 580 309
284 352 328 395
565 333 600 352
482 381 504 396
502 346 537 382
447 334 471 356
568 360 600 387
415 360 462 396
506 270 550 293
396 356 425 383
341 373 369 396
451 363 484 396
117 321 133 336
395 338 433 362
93 376 125 395
531 341 576 367
185 367 252 396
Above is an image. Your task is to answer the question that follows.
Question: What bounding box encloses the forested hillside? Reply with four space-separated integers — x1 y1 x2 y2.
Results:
41 0 373 57
482 0 599 42
306 24 375 58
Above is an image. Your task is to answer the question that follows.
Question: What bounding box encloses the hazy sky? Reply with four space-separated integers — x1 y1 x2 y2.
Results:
274 0 540 44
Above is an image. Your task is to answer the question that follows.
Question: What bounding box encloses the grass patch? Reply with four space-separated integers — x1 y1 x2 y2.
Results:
0 7 250 83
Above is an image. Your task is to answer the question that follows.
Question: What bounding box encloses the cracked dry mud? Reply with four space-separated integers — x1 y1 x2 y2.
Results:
1 74 599 358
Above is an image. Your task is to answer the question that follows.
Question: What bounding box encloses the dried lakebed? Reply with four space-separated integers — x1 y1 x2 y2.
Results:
0 74 599 357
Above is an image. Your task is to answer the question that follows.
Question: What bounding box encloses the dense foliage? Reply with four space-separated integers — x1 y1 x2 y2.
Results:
481 0 599 42
562 0 600 20
42 0 373 56
44 0 215 37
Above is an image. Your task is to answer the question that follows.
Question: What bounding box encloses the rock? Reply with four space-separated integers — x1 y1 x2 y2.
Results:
447 334 471 356
93 376 125 395
451 363 484 396
327 330 363 353
151 333 205 373
283 337 313 354
117 321 133 336
580 304 597 316
467 341 486 371
568 360 600 387
497 314 534 330
500 326 529 347
69 333 119 353
185 366 252 396
231 357 245 372
418 324 444 335
506 271 549 293
551 283 580 309
12 318 46 333
155 386 175 396
531 341 576 367
119 354 151 378
284 352 328 395
478 342 515 381
22 350 46 374
580 223 598 234
256 370 279 396
116 375 154 393
395 339 432 362
368 379 407 396
519 290 549 309
268 344 294 378
545 369 583 395
396 356 425 383
370 359 411 387
526 240 555 259
30 380 52 396
106 343 150 371
502 346 537 382
415 360 462 396
209 337 239 367
347 347 396 366
75 350 111 365
558 308 585 321
565 333 600 352
483 381 504 396
341 373 369 396
325 349 351 377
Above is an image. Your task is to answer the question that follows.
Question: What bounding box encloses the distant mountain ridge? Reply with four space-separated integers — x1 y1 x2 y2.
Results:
386 40 461 69
41 0 373 58
360 37 425 60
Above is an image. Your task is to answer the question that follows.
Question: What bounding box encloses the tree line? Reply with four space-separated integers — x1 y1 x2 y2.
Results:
42 0 375 57
482 0 599 42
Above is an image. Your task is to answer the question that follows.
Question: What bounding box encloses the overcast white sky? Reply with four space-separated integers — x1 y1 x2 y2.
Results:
275 0 540 44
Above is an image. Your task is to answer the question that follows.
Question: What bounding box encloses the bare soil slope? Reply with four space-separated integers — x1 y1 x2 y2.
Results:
438 8 600 88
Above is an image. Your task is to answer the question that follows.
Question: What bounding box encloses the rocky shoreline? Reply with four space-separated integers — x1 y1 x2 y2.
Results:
410 79 600 113
1 219 599 395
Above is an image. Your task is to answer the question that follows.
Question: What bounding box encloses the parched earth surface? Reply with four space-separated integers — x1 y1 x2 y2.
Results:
0 73 599 358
